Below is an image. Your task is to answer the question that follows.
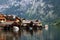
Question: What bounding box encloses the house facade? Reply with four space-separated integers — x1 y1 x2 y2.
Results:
0 14 6 23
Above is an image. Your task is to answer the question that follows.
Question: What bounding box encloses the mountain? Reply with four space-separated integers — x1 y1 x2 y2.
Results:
0 0 60 23
52 18 60 26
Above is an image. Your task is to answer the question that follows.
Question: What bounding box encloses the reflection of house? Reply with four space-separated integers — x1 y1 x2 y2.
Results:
0 14 6 22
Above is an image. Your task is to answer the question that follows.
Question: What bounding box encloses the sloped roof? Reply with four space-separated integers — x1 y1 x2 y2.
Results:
0 17 6 19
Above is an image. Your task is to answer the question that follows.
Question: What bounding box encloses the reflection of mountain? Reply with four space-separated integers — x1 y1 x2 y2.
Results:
0 0 59 22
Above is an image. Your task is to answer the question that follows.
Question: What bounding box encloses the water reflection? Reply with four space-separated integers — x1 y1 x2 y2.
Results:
0 25 60 40
0 29 44 40
20 30 43 40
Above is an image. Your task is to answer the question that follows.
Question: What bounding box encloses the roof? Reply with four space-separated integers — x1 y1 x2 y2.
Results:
0 14 4 16
22 20 31 24
0 17 6 19
22 20 40 24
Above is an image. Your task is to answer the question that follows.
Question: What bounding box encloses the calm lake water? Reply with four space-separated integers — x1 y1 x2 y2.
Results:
0 25 60 40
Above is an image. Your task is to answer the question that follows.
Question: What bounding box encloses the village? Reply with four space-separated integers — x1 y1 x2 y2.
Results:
0 13 49 40
0 13 43 32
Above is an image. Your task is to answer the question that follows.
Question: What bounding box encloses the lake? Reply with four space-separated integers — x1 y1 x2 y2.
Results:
0 25 60 40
